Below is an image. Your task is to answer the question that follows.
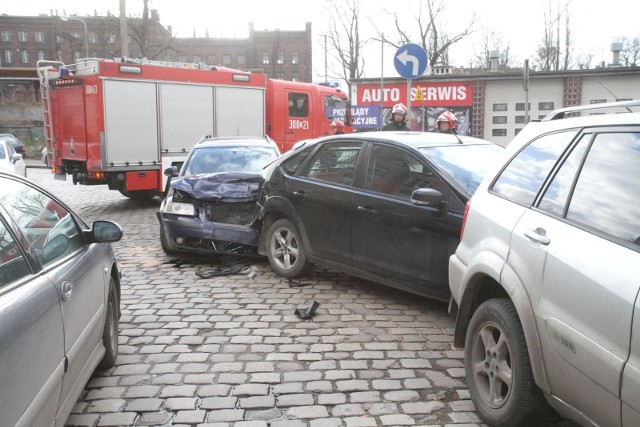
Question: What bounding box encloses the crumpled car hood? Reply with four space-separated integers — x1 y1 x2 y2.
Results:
171 172 261 203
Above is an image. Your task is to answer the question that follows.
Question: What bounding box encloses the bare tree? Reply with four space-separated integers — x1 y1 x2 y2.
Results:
620 36 640 66
534 0 574 71
472 30 513 70
372 0 477 67
321 0 367 95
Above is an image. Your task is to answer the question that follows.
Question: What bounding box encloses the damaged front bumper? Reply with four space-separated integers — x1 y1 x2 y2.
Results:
157 211 261 256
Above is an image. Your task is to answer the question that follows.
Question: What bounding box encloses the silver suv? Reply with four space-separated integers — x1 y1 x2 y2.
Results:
448 100 640 427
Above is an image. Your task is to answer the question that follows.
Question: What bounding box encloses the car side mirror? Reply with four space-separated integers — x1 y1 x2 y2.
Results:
11 153 22 163
86 220 123 243
164 166 179 178
411 188 448 215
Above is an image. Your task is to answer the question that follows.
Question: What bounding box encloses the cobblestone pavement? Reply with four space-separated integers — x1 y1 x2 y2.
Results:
27 167 574 427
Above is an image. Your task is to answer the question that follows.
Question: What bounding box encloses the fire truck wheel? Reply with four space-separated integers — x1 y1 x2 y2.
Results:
119 189 154 200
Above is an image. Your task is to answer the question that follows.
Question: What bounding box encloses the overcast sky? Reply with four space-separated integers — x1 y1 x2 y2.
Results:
4 0 639 81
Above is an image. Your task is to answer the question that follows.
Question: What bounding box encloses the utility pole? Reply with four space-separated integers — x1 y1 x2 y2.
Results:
119 0 129 58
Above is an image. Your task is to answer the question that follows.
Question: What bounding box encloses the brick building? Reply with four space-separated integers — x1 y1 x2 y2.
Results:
0 11 312 82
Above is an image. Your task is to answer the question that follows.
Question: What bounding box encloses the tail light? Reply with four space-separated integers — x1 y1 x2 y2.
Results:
460 199 471 240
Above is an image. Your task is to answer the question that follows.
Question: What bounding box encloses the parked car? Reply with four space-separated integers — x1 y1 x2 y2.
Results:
0 138 27 177
157 136 281 256
0 170 123 426
0 133 26 158
257 131 504 301
448 100 640 426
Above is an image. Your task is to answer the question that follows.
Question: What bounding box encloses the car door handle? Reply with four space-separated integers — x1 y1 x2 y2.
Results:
292 190 306 199
524 228 550 245
356 205 377 216
60 281 74 302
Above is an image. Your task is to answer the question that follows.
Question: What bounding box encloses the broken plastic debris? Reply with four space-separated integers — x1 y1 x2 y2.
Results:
294 301 320 319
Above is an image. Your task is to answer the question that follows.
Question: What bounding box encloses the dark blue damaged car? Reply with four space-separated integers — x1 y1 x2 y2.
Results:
157 136 280 256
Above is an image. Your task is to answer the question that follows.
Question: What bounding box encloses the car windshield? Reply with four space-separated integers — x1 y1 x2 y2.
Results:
184 146 279 176
419 144 504 196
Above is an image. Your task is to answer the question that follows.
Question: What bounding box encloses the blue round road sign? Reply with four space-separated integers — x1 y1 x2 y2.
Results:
394 43 429 79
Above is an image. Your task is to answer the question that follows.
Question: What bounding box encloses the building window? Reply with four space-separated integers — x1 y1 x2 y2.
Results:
493 103 507 112
292 71 300 82
292 51 299 64
539 101 554 110
237 55 246 66
493 116 507 124
277 51 284 64
193 55 201 63
1 31 11 42
276 71 285 80
108 34 116 44
492 129 507 137
222 54 231 65
88 32 98 43
37 50 45 61
515 116 526 124
3 50 13 64
538 115 547 120
262 51 270 65
515 103 531 111
18 31 28 42
56 34 64 43
20 49 29 64
208 54 216 65
35 32 45 43
515 128 522 136
590 99 607 104
617 98 632 102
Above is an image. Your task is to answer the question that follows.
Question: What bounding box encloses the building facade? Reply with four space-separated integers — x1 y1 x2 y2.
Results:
0 11 312 82
352 65 640 146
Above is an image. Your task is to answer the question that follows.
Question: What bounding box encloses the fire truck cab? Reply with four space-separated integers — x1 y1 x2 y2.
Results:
37 58 350 199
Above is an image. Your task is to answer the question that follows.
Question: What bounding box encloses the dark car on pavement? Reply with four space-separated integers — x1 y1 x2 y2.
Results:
256 131 504 301
0 170 123 426
0 133 26 158
157 136 280 256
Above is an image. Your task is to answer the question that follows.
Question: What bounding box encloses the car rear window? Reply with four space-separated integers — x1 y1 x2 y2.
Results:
419 144 504 196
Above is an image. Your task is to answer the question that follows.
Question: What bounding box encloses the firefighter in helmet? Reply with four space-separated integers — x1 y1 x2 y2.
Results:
331 119 346 135
382 103 410 131
436 111 458 134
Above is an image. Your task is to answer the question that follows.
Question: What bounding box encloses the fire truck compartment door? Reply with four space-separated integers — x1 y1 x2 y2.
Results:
160 84 213 152
215 87 264 138
103 80 159 165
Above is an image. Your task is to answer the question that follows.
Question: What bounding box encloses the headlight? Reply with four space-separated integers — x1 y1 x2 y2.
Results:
161 195 196 216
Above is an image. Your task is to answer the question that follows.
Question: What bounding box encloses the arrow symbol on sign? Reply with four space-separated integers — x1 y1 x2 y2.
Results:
397 49 419 76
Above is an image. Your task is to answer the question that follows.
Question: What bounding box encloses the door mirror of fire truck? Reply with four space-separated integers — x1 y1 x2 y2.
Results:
164 166 179 178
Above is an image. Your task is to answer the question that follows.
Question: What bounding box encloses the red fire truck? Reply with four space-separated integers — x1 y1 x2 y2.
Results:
37 58 350 199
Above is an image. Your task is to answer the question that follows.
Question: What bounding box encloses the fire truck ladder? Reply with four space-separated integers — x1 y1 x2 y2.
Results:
36 60 65 168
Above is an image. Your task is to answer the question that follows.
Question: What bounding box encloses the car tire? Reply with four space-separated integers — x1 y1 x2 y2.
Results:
266 218 313 278
160 225 179 255
465 298 551 426
98 279 119 369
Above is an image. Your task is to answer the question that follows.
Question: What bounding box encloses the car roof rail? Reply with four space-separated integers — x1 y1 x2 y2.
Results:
542 99 640 121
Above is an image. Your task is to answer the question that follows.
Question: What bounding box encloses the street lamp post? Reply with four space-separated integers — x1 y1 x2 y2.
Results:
61 16 89 58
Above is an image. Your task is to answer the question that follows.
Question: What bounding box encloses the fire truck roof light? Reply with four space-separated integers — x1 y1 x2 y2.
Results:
233 74 250 82
119 65 142 74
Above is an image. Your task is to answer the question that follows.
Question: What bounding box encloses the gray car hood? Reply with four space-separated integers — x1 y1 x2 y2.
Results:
171 172 261 203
